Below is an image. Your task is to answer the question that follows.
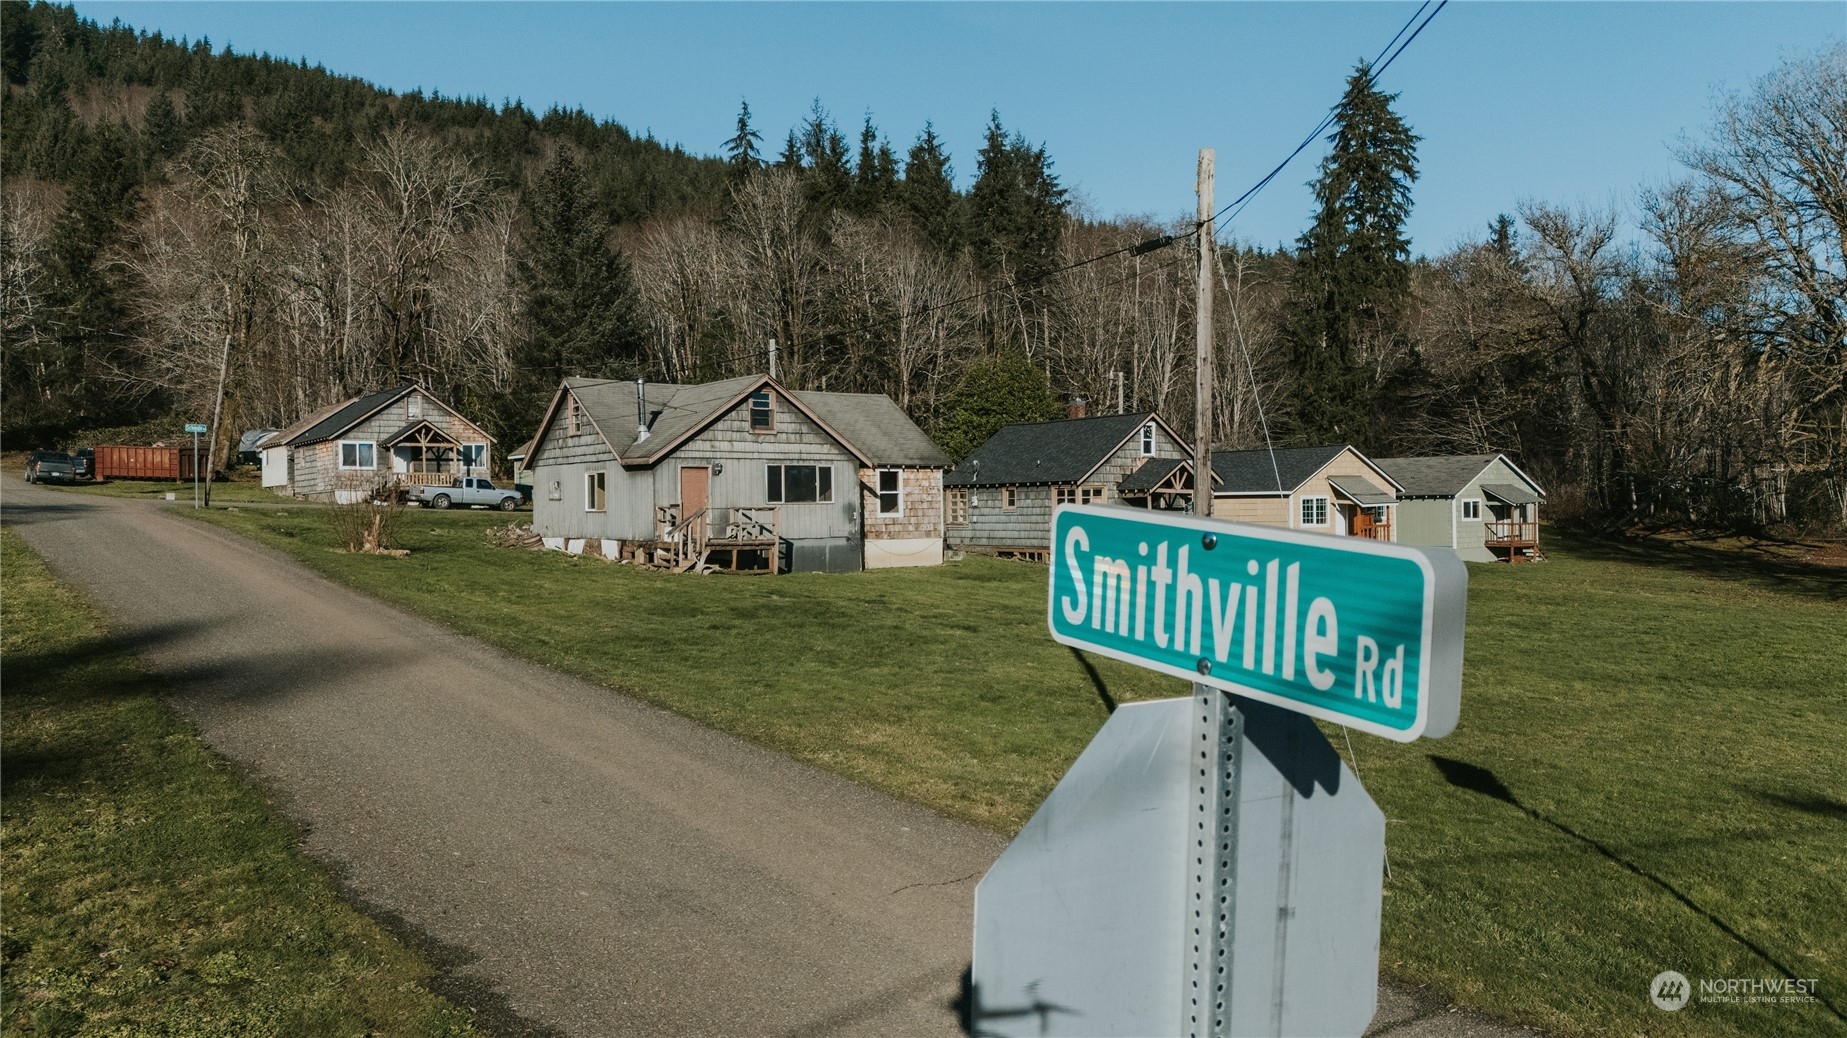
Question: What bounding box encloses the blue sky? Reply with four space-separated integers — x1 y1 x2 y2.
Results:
69 2 1844 254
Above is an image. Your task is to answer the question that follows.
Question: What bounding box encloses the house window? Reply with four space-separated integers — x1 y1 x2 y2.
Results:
1141 422 1156 456
767 464 832 503
406 393 422 419
339 441 376 469
568 396 584 435
460 444 486 471
1080 485 1107 505
947 488 969 526
1055 486 1077 506
749 391 774 433
1461 499 1482 521
585 471 606 512
1002 487 1018 511
876 469 902 516
1301 496 1330 526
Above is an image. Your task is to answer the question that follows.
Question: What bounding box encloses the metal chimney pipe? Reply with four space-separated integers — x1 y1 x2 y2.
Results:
635 378 650 442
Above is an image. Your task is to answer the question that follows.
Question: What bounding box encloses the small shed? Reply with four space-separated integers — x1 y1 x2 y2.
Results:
943 412 1190 559
1374 454 1546 563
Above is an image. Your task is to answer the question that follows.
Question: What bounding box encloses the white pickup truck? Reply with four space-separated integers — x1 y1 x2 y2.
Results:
409 476 522 511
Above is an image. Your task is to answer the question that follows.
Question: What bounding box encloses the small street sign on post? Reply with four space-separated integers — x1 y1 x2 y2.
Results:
974 506 1469 1038
184 423 207 507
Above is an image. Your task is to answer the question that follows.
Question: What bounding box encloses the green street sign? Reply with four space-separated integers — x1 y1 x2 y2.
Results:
1048 506 1466 742
184 423 208 434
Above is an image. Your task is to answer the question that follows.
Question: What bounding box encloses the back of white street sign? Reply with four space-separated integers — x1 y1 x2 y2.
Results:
971 695 1387 1038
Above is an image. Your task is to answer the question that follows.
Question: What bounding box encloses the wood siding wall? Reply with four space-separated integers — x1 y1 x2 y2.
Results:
947 422 1187 551
861 467 944 541
287 393 492 501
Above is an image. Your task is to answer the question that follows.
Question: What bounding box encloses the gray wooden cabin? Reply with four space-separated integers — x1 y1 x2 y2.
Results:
261 384 494 502
1374 454 1546 562
526 374 950 573
943 411 1190 559
1118 443 1402 541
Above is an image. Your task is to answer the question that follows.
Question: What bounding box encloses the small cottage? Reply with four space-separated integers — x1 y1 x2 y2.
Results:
261 384 494 502
943 411 1190 559
1374 454 1546 562
1118 443 1402 539
525 374 949 573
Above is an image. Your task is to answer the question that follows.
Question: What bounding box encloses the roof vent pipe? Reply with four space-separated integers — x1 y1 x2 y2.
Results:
634 378 650 442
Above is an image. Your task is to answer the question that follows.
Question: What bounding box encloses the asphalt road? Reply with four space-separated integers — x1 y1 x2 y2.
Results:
2 475 1536 1038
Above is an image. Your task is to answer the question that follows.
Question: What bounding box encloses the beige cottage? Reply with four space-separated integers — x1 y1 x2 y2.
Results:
1118 443 1402 540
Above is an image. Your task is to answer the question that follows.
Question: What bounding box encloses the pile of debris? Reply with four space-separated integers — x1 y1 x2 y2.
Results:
486 521 544 549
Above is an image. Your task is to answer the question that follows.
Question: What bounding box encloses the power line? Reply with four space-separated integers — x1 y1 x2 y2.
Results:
1212 0 1448 238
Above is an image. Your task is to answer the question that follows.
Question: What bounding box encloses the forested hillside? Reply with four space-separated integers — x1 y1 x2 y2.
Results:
2 2 1841 529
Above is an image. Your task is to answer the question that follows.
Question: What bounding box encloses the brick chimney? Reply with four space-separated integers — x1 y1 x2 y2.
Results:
1067 395 1088 420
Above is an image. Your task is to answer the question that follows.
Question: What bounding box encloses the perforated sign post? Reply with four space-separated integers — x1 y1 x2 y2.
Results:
971 506 1467 1038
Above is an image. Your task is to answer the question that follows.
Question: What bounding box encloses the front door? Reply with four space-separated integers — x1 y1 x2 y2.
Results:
680 466 710 518
1351 507 1375 539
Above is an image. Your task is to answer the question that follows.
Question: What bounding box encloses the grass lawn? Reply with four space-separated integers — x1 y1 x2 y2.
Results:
39 475 289 505
184 506 1845 1037
0 527 477 1037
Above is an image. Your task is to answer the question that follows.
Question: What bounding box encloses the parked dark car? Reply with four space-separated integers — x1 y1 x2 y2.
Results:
24 451 77 484
71 447 95 480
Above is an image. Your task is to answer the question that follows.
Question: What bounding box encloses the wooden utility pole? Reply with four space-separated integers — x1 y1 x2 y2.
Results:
1195 148 1215 518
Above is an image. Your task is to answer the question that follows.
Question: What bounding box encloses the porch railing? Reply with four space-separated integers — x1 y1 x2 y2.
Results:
1485 521 1539 546
1354 521 1393 541
397 472 458 488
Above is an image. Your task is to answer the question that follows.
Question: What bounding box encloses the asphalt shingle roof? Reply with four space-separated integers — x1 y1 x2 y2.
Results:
1210 444 1350 494
944 412 1160 487
560 376 946 468
1373 455 1502 497
284 385 414 447
1118 456 1186 493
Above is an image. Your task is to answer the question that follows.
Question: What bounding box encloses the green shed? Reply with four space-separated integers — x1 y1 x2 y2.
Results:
1373 454 1547 563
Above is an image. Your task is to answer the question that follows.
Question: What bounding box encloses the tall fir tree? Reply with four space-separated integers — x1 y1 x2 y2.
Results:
724 98 762 187
1283 61 1419 447
510 144 646 437
796 98 851 214
900 122 961 254
967 110 1066 287
849 113 898 216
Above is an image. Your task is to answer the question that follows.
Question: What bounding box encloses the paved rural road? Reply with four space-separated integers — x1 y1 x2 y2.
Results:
3 475 1536 1038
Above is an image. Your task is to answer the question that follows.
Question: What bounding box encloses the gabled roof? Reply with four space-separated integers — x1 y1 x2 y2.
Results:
381 419 461 447
530 375 943 470
239 428 281 453
944 412 1184 487
278 384 490 448
1119 444 1402 497
1373 454 1545 499
792 390 950 467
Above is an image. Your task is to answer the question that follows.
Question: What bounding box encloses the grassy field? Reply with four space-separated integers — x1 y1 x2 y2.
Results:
38 474 292 505
0 528 478 1037
185 507 1846 1036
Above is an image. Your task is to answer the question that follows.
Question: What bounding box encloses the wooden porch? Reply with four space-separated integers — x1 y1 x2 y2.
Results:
1485 520 1543 563
653 504 783 573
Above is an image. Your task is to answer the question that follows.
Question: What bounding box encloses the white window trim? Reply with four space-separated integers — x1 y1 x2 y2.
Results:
1300 495 1331 527
1140 422 1156 456
585 471 607 513
406 393 422 419
748 391 776 434
338 440 376 470
875 468 903 517
461 443 488 470
1461 498 1483 521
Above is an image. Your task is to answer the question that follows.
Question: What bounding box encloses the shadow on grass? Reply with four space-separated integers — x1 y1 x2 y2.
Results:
1749 788 1847 822
1549 527 1847 602
1067 647 1116 714
1430 756 1847 1023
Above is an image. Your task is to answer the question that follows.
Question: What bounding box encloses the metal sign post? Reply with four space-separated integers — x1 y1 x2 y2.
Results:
973 506 1467 1038
184 422 208 507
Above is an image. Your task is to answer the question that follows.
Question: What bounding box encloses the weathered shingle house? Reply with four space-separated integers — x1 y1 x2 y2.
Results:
1374 454 1546 562
943 412 1190 559
1119 443 1402 539
525 374 950 573
260 384 494 502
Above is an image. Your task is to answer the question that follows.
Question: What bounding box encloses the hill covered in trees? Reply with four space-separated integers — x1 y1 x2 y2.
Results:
3 2 1841 530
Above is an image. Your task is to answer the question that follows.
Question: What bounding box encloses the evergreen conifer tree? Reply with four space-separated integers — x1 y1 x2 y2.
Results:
1283 62 1419 446
849 113 897 216
900 123 961 254
510 144 646 436
968 110 1066 287
724 98 762 186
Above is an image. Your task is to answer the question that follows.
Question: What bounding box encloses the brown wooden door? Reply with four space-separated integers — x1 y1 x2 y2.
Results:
1351 507 1374 538
680 466 710 517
